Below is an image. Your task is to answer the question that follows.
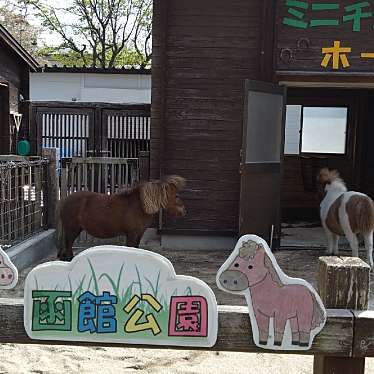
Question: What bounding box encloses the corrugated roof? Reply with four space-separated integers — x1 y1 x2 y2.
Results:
38 65 151 75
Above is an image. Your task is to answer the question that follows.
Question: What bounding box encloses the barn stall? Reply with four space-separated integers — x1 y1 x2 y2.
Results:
151 0 374 251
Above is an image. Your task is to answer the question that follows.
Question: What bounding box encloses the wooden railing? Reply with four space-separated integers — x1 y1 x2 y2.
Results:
60 156 139 198
0 301 363 356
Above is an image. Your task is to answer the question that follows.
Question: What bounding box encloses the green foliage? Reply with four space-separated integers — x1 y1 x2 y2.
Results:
37 45 148 68
25 0 152 68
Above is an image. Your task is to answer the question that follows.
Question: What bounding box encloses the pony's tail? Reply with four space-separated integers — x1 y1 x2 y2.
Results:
311 294 325 330
55 201 64 258
356 197 374 234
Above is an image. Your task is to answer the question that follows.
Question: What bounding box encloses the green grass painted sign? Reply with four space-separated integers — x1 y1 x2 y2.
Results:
23 246 218 347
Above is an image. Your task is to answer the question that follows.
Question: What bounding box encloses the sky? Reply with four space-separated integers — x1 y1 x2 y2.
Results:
27 0 74 46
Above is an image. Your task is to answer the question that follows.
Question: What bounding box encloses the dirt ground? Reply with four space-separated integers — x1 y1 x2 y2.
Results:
3 244 373 308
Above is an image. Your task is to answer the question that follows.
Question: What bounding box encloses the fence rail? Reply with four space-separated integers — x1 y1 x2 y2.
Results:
0 158 49 247
0 301 367 357
60 157 139 198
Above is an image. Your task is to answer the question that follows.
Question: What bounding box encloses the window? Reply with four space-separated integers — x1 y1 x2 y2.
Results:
284 105 302 155
284 105 348 155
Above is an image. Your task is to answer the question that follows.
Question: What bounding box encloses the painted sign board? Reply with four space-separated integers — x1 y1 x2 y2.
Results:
0 247 18 289
278 1 374 72
24 246 218 347
217 235 326 350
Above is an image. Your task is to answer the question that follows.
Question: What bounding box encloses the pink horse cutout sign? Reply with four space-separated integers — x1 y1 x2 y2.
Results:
217 235 327 351
0 247 18 289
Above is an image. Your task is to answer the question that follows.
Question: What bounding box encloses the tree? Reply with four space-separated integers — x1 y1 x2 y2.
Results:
0 1 41 57
25 0 152 68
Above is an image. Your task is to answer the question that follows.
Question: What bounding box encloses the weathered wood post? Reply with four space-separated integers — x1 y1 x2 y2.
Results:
42 148 59 228
139 151 150 182
314 256 370 374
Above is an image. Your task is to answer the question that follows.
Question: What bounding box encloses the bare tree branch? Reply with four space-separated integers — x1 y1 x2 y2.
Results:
25 0 152 67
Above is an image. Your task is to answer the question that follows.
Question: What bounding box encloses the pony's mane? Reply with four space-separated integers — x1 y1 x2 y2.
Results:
117 175 185 215
318 168 346 189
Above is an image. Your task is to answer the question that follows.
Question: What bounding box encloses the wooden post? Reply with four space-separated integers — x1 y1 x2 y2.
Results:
42 148 59 228
314 256 370 374
139 151 150 182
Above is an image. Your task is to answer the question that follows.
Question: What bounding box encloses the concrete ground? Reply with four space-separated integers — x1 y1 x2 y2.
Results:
281 221 350 249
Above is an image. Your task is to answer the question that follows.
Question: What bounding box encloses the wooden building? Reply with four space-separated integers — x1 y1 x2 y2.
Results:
0 24 38 154
151 0 374 245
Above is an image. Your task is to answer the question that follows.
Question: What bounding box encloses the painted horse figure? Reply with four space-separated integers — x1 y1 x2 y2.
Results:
57 175 186 261
0 252 17 287
218 239 325 347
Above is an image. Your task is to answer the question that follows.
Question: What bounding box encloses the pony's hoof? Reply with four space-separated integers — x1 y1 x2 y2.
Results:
299 342 309 347
259 340 267 345
274 341 282 346
291 341 300 345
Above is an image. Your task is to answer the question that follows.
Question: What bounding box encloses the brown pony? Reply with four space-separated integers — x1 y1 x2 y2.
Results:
57 175 186 261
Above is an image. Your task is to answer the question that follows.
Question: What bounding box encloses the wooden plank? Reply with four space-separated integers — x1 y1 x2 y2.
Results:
42 149 59 228
77 163 82 192
104 162 108 194
317 257 370 310
83 162 88 191
61 161 68 199
110 163 115 195
139 151 150 182
34 165 42 230
353 310 374 358
314 257 370 374
70 157 138 165
0 299 353 356
98 164 102 193
90 163 95 191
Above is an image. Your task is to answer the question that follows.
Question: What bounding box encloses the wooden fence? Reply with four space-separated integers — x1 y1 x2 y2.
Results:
0 256 373 374
60 156 139 198
0 157 49 247
25 102 151 159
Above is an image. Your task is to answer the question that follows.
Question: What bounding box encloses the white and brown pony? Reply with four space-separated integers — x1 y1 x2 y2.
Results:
317 168 374 268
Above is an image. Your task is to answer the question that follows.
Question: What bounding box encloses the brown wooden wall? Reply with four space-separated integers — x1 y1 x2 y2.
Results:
0 39 30 153
151 0 266 233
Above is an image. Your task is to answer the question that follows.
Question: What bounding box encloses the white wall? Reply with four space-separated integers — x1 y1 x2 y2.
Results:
30 72 151 104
